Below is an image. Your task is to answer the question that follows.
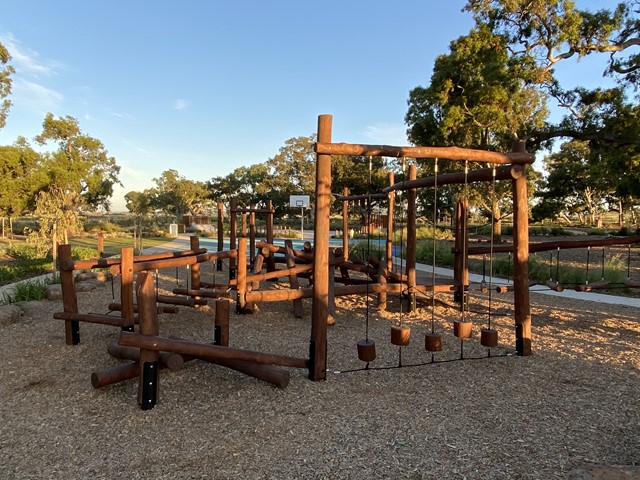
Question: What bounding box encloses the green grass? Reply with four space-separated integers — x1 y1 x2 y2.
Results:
0 235 172 287
69 235 171 256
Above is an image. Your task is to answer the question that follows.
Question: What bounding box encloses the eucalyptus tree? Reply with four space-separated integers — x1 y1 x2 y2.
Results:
406 26 547 238
152 169 211 219
28 113 120 255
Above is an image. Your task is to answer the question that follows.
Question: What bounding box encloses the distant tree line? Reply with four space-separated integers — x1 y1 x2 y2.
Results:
1 0 638 249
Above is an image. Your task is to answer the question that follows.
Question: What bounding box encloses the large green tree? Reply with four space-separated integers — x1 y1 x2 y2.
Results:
263 135 317 214
0 42 14 130
532 140 613 225
465 0 639 90
0 138 46 236
207 163 271 208
35 113 121 212
406 26 547 238
151 169 211 219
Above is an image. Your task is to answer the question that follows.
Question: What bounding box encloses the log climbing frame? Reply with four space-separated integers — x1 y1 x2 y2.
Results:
308 115 535 381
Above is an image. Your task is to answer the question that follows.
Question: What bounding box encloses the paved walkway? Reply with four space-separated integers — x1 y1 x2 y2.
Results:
148 236 640 308
398 258 640 308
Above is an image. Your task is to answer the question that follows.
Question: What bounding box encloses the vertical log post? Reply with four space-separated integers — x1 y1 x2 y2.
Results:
265 200 276 273
386 171 395 275
58 244 80 345
241 212 247 238
236 237 249 314
328 248 336 323
310 114 332 381
214 298 230 346
120 247 135 332
97 231 105 257
190 235 200 291
342 187 349 259
453 200 469 306
405 163 417 312
512 141 532 356
229 198 237 281
266 200 274 244
217 201 224 271
136 272 160 410
249 203 256 266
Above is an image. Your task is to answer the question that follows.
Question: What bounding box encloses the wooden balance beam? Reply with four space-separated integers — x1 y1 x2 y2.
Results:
53 311 128 327
118 331 309 369
108 303 179 314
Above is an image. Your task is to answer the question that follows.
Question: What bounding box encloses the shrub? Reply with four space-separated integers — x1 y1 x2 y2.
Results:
1 279 48 304
71 247 100 261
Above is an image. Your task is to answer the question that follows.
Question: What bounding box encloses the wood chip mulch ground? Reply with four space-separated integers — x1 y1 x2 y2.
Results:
0 266 638 479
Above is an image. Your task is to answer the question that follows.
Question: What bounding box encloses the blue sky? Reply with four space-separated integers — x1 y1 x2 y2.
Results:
1 1 616 211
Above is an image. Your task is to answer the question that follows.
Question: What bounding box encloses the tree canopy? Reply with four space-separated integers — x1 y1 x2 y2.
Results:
35 113 121 213
0 42 13 130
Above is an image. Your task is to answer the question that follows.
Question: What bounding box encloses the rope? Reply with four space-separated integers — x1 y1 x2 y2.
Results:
431 158 438 335
487 165 496 331
365 156 372 343
398 158 407 324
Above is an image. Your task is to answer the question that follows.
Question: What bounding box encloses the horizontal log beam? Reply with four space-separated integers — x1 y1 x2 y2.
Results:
109 249 238 275
156 294 208 306
118 332 309 369
64 248 207 271
244 281 457 302
172 288 231 299
107 302 179 314
315 143 535 164
53 311 127 327
383 165 522 193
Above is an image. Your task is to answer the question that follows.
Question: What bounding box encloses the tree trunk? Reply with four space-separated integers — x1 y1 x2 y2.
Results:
618 199 624 227
492 199 502 242
1 217 4 238
52 223 58 271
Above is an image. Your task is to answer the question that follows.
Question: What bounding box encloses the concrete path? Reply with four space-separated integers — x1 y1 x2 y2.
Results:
398 257 640 308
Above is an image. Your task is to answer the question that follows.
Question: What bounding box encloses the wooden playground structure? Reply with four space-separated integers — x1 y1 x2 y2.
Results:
52 114 640 409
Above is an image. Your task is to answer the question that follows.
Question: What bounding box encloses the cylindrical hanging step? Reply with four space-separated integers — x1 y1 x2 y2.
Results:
424 333 442 352
480 328 498 348
453 320 473 339
390 325 411 346
357 338 376 362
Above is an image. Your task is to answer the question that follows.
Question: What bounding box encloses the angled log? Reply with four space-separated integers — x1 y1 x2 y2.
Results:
107 343 185 371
